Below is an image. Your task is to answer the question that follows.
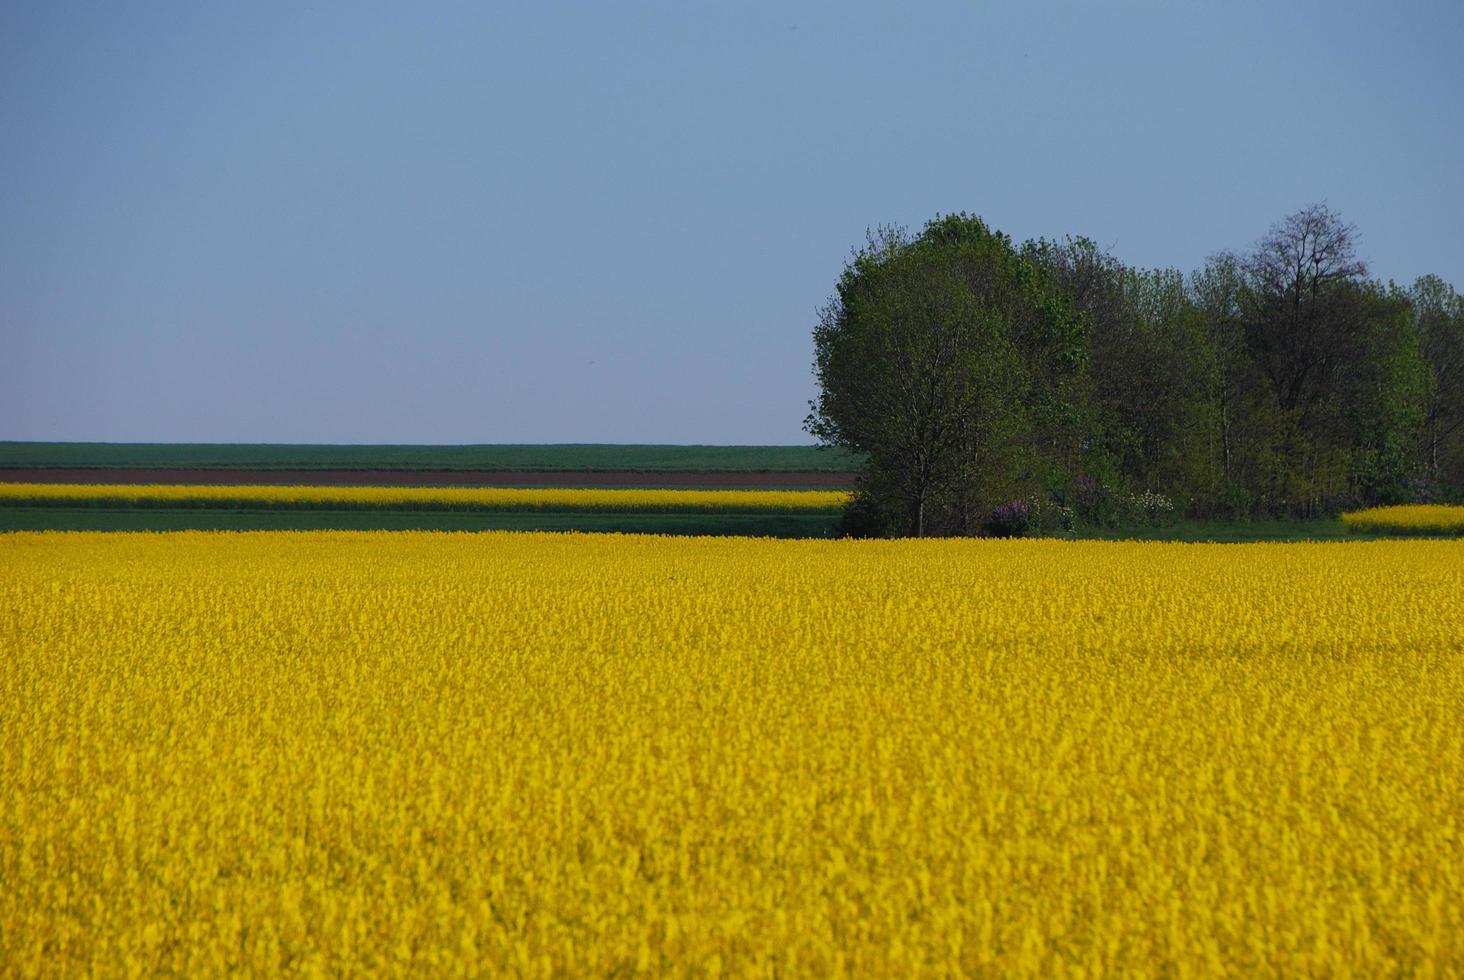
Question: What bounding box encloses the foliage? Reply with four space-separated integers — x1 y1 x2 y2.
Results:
4 531 1463 974
808 215 1086 536
1409 276 1464 490
1072 475 1121 527
1124 489 1177 526
834 483 900 538
815 205 1460 534
983 499 1034 537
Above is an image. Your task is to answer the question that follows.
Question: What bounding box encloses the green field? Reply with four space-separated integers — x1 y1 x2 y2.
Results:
1036 518 1375 543
0 507 1377 542
0 442 864 472
0 507 842 537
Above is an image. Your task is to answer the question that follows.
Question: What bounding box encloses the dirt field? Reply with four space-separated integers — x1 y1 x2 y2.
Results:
0 468 857 489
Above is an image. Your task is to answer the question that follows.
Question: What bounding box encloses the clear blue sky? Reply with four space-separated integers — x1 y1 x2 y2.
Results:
3 1 1460 444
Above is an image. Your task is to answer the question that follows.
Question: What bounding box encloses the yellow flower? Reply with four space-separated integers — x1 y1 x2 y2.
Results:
1341 503 1464 536
2 531 1461 974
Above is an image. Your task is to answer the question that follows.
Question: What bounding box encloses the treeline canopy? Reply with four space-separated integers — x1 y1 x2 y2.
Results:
808 207 1464 536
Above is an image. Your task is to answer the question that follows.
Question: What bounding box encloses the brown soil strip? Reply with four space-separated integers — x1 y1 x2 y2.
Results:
0 467 857 489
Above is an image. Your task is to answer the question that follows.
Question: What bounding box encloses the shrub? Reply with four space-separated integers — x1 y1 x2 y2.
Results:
837 490 898 538
985 499 1035 537
1124 490 1176 527
1074 476 1120 527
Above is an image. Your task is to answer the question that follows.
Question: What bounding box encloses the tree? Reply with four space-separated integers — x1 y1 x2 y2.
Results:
807 215 1083 536
1189 252 1254 496
809 205 1455 534
1025 237 1218 502
1410 275 1464 488
1232 204 1430 512
1334 282 1430 503
1243 204 1368 417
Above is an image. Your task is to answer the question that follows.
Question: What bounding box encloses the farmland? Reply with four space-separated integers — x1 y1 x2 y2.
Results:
1342 504 1464 537
0 483 848 538
4 531 1461 975
0 483 848 514
0 443 859 534
0 508 842 537
0 442 865 473
0 484 1398 540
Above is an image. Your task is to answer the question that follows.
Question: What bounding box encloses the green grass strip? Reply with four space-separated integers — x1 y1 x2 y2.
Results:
0 507 842 537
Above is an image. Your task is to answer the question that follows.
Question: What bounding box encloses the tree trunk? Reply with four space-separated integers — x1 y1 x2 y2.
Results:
1219 389 1232 480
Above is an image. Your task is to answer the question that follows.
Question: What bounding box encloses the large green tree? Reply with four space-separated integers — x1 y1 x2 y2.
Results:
807 215 1085 536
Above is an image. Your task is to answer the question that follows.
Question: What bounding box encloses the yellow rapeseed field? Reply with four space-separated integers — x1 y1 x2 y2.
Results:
1342 503 1464 536
0 483 848 513
2 531 1462 976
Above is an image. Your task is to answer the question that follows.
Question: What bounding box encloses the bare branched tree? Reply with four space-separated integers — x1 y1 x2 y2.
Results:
1243 204 1369 414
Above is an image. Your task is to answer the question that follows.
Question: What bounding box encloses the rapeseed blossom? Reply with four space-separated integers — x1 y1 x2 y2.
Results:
1341 503 1464 536
0 483 847 513
2 532 1461 975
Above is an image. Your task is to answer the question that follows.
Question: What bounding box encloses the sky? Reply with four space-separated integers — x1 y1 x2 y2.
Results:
3 1 1461 445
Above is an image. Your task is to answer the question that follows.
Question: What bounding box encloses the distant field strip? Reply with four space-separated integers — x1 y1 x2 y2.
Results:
0 442 865 472
0 483 850 514
1341 504 1464 536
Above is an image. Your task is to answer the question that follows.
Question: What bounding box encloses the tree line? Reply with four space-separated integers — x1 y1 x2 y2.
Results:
808 206 1464 536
